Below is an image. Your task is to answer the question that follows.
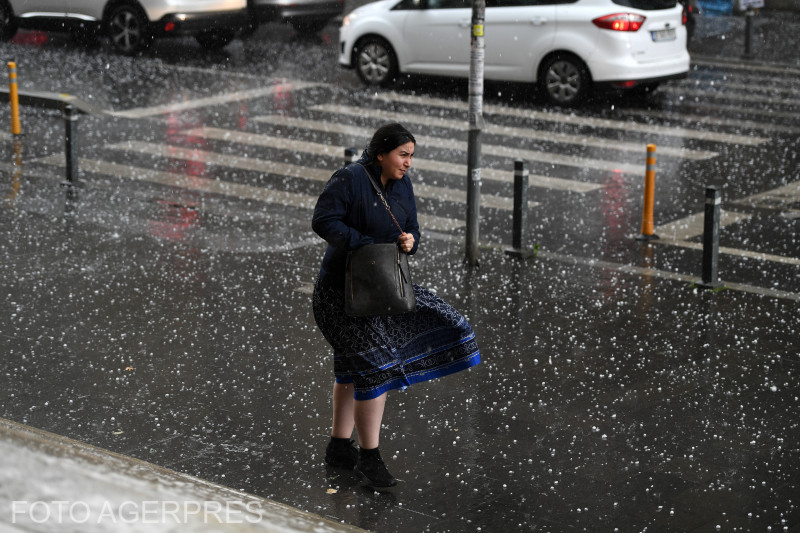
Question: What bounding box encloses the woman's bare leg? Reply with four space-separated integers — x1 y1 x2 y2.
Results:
331 382 355 439
354 392 387 449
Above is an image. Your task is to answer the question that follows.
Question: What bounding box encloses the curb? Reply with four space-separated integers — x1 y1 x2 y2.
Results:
0 418 368 533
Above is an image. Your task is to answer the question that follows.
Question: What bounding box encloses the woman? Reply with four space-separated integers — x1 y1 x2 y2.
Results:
311 123 481 488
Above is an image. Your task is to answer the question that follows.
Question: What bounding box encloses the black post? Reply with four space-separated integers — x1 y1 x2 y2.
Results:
700 186 723 289
344 147 358 166
62 104 81 188
743 8 755 59
505 160 534 259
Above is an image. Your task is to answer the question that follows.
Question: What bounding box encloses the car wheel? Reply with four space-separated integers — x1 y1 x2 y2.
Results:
196 30 235 50
106 4 151 55
289 18 329 34
539 54 590 107
0 1 18 41
354 37 397 86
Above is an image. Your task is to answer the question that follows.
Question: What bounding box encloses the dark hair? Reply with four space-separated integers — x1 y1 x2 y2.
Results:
365 123 416 163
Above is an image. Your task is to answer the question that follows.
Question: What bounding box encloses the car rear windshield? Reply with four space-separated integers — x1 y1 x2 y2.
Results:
612 0 677 9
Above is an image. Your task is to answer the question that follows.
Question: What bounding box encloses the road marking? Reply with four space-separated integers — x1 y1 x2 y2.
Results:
616 108 799 135
183 126 600 193
654 90 800 122
692 56 800 77
252 114 641 175
110 80 319 118
660 85 800 108
34 155 464 232
654 209 752 241
658 239 800 266
731 180 800 211
427 231 800 302
684 78 800 97
310 104 719 159
365 91 769 146
544 250 800 301
652 208 800 266
107 140 538 212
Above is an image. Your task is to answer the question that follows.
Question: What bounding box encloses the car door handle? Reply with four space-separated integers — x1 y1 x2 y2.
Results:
530 17 548 25
459 19 470 28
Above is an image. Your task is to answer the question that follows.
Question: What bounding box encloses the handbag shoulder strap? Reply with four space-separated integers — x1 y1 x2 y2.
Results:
356 163 405 235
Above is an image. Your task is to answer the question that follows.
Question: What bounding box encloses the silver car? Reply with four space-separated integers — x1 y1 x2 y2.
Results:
0 0 250 54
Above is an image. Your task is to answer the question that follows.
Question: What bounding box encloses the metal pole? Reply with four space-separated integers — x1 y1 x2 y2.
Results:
465 0 485 267
700 186 722 289
63 104 80 187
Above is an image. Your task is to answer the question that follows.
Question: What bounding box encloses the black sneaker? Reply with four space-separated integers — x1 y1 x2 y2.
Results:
325 438 358 469
354 447 397 488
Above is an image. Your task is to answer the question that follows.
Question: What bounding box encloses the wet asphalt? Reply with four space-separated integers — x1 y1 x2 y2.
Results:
1 8 799 532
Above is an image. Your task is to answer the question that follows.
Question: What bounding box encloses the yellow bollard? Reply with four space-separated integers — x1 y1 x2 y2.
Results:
636 144 659 241
8 61 21 135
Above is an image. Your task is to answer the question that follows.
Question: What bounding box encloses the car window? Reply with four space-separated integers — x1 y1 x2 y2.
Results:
393 0 423 9
427 0 471 8
488 0 577 5
611 0 677 8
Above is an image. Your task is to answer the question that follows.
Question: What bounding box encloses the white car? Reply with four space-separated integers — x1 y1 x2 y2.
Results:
339 0 690 105
0 0 249 55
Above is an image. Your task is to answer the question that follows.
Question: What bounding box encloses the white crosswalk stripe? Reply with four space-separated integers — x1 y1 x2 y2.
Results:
346 92 769 142
180 127 600 193
309 104 720 159
252 114 644 175
33 155 465 232
660 85 800 108
343 90 776 142
105 140 539 212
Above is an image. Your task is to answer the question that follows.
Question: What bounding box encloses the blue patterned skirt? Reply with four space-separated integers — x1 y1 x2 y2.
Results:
312 277 481 401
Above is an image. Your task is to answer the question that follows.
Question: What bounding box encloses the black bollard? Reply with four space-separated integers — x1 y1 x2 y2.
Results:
505 159 535 259
699 186 723 289
62 104 82 188
344 147 358 166
743 8 755 59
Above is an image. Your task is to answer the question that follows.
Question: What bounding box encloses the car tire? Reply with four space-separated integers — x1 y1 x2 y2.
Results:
196 30 236 50
539 53 590 107
0 1 18 41
354 36 398 87
106 3 152 55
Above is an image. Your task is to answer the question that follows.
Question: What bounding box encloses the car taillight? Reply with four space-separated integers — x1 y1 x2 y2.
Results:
592 13 646 32
682 10 687 24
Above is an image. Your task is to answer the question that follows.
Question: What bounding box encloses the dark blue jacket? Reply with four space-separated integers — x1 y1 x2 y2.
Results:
312 152 420 287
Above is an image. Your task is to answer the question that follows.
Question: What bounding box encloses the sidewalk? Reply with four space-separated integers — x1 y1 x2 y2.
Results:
0 418 366 532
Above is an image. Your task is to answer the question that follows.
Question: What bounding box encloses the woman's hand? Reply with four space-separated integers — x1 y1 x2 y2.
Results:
397 232 415 253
